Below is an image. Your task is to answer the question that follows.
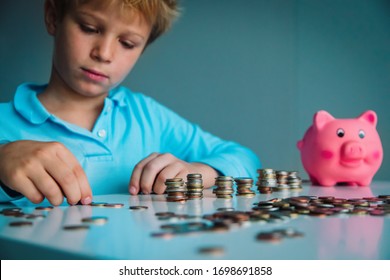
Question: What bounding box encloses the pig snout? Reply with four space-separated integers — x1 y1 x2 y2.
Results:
341 141 366 161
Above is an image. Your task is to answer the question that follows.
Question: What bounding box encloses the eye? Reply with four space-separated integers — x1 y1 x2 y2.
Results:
120 40 135 49
358 129 365 139
336 128 345 138
80 24 99 34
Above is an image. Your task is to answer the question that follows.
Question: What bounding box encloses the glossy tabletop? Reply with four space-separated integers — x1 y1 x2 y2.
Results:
1 181 390 260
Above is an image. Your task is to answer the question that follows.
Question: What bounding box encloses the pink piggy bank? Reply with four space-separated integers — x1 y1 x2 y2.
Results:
297 110 383 186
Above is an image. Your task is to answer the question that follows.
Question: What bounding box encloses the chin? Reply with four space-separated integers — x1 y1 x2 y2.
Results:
75 84 110 98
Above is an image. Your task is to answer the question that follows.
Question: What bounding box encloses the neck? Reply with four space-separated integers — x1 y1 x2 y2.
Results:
38 69 107 131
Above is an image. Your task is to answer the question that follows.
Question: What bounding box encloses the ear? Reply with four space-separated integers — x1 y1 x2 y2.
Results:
358 110 377 127
313 110 334 130
297 140 303 151
44 0 58 36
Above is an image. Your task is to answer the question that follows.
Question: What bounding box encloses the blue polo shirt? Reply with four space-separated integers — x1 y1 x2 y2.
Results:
0 83 261 202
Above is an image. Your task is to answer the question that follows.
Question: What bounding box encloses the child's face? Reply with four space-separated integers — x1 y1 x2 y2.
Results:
49 1 151 97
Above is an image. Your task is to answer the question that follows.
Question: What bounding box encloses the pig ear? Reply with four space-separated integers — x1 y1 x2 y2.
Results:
358 110 377 127
314 110 334 130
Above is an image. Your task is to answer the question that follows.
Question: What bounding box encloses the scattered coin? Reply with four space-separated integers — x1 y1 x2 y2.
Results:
26 214 46 219
81 216 108 225
198 246 225 256
155 212 176 220
129 206 149 210
256 231 283 243
1 211 27 217
90 202 108 207
9 221 33 227
35 206 54 211
217 207 235 211
150 232 175 239
0 207 22 214
103 203 124 208
63 225 90 230
256 228 304 243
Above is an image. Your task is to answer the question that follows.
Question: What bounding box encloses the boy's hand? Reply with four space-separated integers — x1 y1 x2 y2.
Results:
129 153 218 195
0 141 92 206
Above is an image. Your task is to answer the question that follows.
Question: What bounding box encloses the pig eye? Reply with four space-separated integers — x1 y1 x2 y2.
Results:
358 129 365 139
336 128 345 138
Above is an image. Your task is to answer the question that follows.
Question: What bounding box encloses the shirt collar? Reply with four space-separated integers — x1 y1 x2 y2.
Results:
14 83 128 125
108 86 127 107
14 83 51 125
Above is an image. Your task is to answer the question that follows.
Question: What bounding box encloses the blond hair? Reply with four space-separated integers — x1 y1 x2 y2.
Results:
52 0 180 45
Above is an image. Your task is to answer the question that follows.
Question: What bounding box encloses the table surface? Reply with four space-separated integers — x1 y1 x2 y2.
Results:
1 181 390 260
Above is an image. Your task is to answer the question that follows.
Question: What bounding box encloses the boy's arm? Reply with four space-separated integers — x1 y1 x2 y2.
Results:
0 141 22 202
129 94 261 195
153 102 261 179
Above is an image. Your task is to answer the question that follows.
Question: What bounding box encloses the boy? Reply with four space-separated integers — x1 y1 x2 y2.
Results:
0 0 260 206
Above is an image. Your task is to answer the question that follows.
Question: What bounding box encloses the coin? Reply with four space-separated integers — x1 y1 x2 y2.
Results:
0 207 22 214
35 206 54 211
150 232 175 239
103 203 124 208
256 231 283 243
129 206 148 210
198 246 225 256
217 207 235 211
9 221 33 227
63 225 90 230
81 216 108 225
26 214 46 219
90 202 107 207
1 210 26 217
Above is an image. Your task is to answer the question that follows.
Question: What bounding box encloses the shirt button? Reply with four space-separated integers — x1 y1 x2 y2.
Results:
97 129 107 138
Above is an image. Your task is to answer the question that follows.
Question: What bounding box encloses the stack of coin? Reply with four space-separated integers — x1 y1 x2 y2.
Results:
275 170 289 191
287 171 303 190
165 178 187 202
186 173 204 199
234 177 256 197
213 176 235 199
256 168 276 194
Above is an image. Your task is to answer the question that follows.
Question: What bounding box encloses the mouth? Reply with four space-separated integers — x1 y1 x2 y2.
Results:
81 67 109 81
340 158 363 168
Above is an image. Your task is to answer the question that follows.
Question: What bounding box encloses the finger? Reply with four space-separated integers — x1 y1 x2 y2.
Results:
44 158 81 205
55 144 92 204
129 152 160 195
153 162 188 194
28 166 64 206
10 176 45 204
139 153 178 194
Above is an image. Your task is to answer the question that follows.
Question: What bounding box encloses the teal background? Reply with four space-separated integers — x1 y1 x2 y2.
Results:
0 0 389 180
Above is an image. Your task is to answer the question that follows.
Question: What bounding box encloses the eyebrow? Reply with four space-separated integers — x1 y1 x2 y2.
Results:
76 11 147 40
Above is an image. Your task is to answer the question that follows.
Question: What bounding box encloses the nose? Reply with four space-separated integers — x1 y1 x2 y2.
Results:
91 37 114 63
341 141 366 160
